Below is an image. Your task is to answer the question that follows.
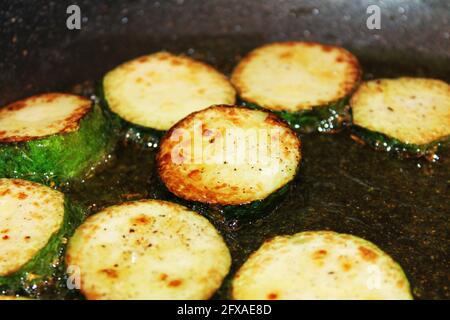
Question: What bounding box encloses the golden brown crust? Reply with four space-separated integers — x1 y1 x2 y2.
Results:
231 231 413 300
66 199 231 300
103 52 236 130
351 77 450 145
157 105 301 205
0 93 92 143
0 178 64 276
231 41 361 112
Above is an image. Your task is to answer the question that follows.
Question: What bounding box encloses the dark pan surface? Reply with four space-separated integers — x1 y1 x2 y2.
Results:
0 0 449 299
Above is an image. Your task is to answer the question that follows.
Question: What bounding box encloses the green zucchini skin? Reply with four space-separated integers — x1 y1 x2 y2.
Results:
0 198 84 297
154 159 296 222
218 183 291 220
241 98 350 134
0 103 119 186
156 179 293 222
351 125 449 160
98 84 161 148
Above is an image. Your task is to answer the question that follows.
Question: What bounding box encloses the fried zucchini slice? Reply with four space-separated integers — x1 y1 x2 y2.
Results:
0 179 84 296
66 200 231 300
0 93 118 186
351 78 450 158
102 52 236 138
156 105 301 219
232 231 413 300
231 41 361 132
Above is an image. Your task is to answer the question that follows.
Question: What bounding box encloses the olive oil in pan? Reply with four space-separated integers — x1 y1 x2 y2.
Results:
62 37 449 300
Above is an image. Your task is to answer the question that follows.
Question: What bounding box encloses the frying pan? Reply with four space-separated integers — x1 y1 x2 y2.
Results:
0 0 449 299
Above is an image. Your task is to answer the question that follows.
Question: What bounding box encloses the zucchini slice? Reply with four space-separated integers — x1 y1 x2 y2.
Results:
0 178 84 296
0 93 118 186
66 200 231 300
102 52 236 135
351 78 450 158
156 105 301 219
231 41 361 132
232 231 413 300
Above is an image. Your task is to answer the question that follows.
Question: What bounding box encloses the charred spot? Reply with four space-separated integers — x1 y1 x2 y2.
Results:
188 169 201 180
202 127 213 136
358 246 378 261
59 104 91 134
158 153 172 165
4 100 27 111
170 58 183 66
11 179 30 187
267 293 278 300
168 279 182 287
0 189 11 196
264 114 283 127
17 192 28 200
131 214 152 225
312 249 328 261
100 268 119 278
2 235 9 240
85 292 104 300
42 93 62 103
223 108 239 119
215 183 228 190
159 273 168 281
137 56 149 63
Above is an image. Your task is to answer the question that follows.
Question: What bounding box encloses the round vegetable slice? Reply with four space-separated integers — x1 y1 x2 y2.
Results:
66 199 231 300
157 105 301 218
0 178 84 295
231 41 361 132
0 93 118 186
351 77 450 158
232 231 413 300
102 52 236 135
